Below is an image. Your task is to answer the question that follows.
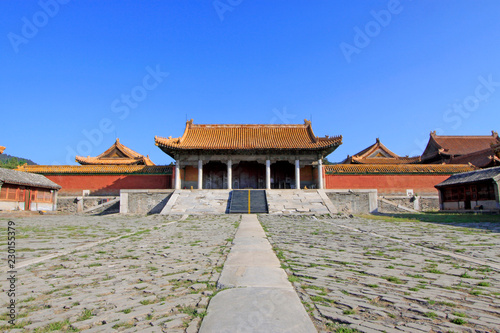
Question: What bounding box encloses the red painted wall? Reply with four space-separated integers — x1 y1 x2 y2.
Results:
45 174 172 196
45 172 450 196
325 174 450 195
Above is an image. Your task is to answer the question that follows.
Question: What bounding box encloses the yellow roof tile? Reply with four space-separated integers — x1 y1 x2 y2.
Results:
156 119 342 157
325 164 474 175
75 138 155 165
17 165 172 175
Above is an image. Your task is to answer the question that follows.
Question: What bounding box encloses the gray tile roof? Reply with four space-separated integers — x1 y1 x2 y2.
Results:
0 168 61 190
435 166 500 187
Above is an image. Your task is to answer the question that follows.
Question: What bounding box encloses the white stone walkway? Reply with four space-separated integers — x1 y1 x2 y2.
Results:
199 214 317 333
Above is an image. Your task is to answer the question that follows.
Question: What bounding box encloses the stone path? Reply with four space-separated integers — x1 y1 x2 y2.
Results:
199 214 316 333
0 214 240 332
259 215 500 333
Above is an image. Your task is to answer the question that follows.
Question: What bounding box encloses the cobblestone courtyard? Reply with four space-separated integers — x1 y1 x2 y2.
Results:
260 215 500 333
1 213 499 332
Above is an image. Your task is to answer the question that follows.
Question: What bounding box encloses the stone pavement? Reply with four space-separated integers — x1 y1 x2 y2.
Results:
1 213 499 332
199 215 316 333
0 214 240 332
259 215 500 333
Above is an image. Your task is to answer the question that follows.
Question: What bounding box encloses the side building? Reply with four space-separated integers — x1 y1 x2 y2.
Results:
0 167 61 211
342 138 420 165
75 138 155 166
435 166 500 211
18 140 169 196
421 131 499 165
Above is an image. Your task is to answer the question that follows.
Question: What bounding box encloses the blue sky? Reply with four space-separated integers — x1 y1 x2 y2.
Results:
1 0 500 165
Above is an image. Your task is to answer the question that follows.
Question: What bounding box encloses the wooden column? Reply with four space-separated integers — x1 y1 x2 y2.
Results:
266 160 271 190
295 160 300 189
198 160 203 189
317 159 324 189
227 160 232 190
175 160 181 190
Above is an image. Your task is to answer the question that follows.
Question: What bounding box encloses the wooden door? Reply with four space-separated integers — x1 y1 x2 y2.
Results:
24 189 31 211
464 186 471 210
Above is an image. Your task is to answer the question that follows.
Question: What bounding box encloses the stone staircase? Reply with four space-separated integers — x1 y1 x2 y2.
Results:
159 189 336 215
228 190 268 214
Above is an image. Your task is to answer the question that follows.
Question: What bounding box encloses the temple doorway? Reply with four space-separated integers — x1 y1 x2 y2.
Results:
203 161 227 189
233 161 265 189
271 161 295 189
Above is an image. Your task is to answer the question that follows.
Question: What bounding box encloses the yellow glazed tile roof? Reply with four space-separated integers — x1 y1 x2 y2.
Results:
75 156 155 166
325 164 475 175
343 138 420 164
0 146 5 154
155 119 342 152
17 165 172 175
75 138 155 165
350 156 421 164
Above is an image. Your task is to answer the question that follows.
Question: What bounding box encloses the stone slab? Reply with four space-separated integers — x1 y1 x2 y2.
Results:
199 288 317 333
218 266 292 289
223 249 281 267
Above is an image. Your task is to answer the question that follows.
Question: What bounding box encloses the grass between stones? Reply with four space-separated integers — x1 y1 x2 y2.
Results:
358 212 500 223
258 214 500 333
3 214 238 332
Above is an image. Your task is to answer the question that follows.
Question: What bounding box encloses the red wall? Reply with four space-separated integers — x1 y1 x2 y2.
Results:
46 174 172 196
325 174 450 195
46 172 449 196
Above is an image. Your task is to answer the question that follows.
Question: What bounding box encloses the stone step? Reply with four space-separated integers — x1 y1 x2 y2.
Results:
229 190 268 214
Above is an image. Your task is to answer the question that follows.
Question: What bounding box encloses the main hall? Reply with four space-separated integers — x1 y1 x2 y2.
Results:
155 119 343 190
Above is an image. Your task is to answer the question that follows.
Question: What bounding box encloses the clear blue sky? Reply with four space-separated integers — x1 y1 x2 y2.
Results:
1 0 500 165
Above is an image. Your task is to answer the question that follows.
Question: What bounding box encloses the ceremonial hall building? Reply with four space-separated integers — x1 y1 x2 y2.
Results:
155 119 343 190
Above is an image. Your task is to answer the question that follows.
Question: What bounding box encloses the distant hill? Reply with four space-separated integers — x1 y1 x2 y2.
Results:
0 153 37 169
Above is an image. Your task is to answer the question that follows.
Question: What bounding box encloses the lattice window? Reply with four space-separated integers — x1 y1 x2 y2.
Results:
478 182 496 200
34 189 52 202
0 185 24 201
